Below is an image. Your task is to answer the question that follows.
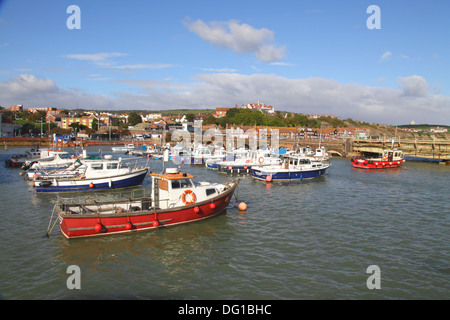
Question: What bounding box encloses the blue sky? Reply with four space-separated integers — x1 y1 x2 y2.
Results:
0 0 449 125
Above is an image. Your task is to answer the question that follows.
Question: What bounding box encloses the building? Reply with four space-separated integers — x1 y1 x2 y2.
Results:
60 115 96 129
9 105 23 112
142 113 162 122
213 107 230 118
240 102 275 114
27 107 57 113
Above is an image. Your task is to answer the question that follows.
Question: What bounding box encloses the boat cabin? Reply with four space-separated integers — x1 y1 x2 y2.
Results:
359 149 404 161
150 168 222 210
79 159 131 178
280 154 325 170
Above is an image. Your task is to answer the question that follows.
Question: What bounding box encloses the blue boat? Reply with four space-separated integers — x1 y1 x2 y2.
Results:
251 153 330 182
33 158 148 193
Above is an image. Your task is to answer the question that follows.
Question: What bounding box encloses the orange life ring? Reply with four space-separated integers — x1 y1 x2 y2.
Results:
181 189 196 205
258 156 264 164
382 155 388 161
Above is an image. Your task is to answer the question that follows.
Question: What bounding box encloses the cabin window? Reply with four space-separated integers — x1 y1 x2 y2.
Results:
171 179 193 189
171 180 181 189
91 163 103 170
180 179 193 188
107 163 118 170
206 188 216 196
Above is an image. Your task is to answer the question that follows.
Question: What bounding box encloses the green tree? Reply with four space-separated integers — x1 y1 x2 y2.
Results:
185 113 195 122
128 112 142 126
27 111 46 122
203 113 218 125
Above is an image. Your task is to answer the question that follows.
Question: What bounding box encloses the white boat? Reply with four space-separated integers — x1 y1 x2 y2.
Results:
23 150 73 171
251 153 330 182
204 148 230 170
34 158 148 193
217 149 281 174
111 144 135 152
5 148 45 168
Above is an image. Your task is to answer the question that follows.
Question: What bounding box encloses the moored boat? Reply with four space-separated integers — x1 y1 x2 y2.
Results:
251 153 330 182
5 148 43 168
112 144 135 152
34 158 148 193
351 149 405 169
52 168 239 239
217 149 281 174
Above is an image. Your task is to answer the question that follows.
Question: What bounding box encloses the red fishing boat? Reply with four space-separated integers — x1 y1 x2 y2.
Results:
49 168 239 239
351 148 405 169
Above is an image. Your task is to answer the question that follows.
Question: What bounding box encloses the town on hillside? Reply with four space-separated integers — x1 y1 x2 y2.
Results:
1 103 448 144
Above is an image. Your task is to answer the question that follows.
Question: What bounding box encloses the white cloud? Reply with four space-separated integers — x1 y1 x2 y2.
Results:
63 52 127 66
379 51 392 62
0 74 112 108
397 75 429 97
184 19 286 62
1 73 448 125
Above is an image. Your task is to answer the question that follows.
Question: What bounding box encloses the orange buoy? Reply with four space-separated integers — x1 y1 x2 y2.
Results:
94 223 102 232
89 182 94 188
193 206 200 213
266 175 272 182
152 220 159 227
238 202 247 211
125 222 132 230
209 202 216 209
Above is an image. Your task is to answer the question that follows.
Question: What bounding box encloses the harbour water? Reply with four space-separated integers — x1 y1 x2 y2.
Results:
0 146 448 299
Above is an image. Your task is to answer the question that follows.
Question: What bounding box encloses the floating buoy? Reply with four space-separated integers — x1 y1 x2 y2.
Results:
209 202 216 209
238 202 247 211
89 182 94 188
94 223 102 232
266 175 272 182
193 206 200 213
152 220 159 227
125 222 132 230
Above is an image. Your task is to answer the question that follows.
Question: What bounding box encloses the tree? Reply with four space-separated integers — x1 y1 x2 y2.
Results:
27 111 46 122
186 113 195 123
203 114 218 125
91 118 99 131
128 112 142 126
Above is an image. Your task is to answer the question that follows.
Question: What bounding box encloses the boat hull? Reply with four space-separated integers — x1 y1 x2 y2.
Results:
58 181 238 239
251 165 329 181
351 158 405 169
35 169 148 193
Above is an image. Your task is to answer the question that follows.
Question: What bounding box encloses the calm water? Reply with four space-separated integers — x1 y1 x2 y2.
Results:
0 146 448 300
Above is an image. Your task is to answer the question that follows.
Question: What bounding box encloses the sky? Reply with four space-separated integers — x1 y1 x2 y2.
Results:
0 0 449 125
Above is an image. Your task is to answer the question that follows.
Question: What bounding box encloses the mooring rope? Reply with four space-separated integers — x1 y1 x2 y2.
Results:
46 204 59 237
